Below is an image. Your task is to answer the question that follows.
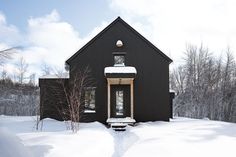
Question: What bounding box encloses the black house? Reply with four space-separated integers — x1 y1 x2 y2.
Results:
39 17 173 125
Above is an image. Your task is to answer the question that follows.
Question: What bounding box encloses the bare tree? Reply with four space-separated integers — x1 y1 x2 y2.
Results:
0 47 15 65
40 67 94 132
28 73 36 85
221 49 235 121
171 44 236 122
16 57 28 84
0 47 21 66
59 67 93 132
170 66 186 94
1 68 7 80
35 96 43 131
41 62 52 76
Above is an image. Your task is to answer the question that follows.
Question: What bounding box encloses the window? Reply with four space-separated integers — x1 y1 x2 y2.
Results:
114 55 125 66
84 87 96 113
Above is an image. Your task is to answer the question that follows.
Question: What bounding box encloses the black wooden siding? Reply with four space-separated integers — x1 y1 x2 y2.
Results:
68 18 171 122
39 79 69 120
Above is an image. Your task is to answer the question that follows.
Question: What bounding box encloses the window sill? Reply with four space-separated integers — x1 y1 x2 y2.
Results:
84 110 96 113
114 64 125 67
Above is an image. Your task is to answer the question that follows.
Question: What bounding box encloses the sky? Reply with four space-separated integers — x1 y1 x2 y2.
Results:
0 0 236 82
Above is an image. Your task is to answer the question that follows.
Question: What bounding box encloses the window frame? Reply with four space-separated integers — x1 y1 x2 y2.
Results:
113 52 126 66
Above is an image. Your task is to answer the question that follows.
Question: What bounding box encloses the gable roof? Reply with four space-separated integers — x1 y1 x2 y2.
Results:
66 17 172 64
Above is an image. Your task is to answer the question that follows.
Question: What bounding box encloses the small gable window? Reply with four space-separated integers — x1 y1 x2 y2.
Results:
84 87 96 113
113 52 126 66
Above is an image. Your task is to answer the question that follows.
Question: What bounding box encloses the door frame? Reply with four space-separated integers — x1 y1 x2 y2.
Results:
107 78 134 119
110 85 130 118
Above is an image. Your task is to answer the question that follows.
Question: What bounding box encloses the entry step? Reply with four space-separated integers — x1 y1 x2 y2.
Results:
106 117 136 124
107 117 136 131
111 123 127 131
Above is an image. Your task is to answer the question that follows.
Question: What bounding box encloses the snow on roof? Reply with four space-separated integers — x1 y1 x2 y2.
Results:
104 66 137 74
40 72 69 79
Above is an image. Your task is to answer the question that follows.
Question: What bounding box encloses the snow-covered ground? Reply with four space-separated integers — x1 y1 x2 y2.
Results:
0 116 236 157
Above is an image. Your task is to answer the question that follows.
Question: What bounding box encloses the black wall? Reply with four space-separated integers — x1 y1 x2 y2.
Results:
39 79 69 121
68 19 171 122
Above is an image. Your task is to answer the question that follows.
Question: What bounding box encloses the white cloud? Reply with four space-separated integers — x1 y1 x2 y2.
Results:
87 21 109 39
1 10 82 79
0 12 21 45
0 12 6 24
110 0 236 65
26 10 83 67
25 10 110 75
0 10 108 81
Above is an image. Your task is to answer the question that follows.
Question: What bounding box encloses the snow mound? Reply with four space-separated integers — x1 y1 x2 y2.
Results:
0 128 33 157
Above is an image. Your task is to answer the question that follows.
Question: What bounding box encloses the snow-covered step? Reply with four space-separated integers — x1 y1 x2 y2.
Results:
111 123 127 131
110 122 127 127
113 127 126 131
107 117 136 131
107 117 136 124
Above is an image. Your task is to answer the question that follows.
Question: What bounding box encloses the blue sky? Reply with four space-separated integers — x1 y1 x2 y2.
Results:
0 0 114 37
0 0 236 81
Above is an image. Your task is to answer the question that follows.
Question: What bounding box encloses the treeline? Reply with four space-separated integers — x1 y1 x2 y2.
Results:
0 78 39 116
0 48 42 116
170 45 236 123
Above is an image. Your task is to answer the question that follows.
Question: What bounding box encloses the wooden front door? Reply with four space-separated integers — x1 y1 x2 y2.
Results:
110 85 130 118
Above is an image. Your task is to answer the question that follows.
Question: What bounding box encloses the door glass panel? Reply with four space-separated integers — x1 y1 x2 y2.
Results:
116 90 124 116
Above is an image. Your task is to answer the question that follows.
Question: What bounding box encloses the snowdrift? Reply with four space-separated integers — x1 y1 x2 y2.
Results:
0 116 236 157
